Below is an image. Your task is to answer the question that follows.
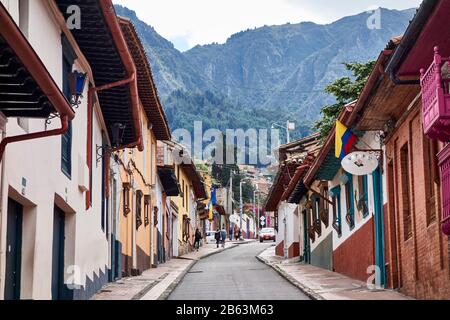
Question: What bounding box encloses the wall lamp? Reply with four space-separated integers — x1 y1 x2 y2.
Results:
68 71 87 108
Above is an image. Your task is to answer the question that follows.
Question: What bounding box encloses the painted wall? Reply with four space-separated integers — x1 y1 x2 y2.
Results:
275 202 298 258
0 1 109 299
117 107 157 276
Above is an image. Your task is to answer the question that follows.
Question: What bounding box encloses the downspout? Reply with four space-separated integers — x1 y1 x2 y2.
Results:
85 1 144 209
0 123 6 297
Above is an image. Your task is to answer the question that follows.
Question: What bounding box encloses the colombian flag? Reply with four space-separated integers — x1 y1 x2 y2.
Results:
335 120 358 160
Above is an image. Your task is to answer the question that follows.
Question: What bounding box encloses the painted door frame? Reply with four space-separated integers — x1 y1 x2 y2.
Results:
302 209 311 264
372 166 387 287
52 205 66 300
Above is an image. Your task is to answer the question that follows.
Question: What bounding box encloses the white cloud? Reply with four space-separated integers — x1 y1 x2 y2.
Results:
113 0 423 51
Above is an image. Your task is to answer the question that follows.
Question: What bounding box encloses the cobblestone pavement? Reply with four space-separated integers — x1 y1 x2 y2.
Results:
168 243 310 300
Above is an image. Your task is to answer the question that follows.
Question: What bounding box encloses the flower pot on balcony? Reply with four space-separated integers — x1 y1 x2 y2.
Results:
438 143 450 235
420 47 450 142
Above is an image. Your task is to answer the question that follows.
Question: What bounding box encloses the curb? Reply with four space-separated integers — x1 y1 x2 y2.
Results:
138 243 241 300
256 254 324 301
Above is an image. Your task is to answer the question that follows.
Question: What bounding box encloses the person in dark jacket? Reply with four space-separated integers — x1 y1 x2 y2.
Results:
194 229 202 252
215 228 221 248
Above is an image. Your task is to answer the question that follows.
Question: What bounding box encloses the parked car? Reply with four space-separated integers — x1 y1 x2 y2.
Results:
205 231 217 244
259 228 276 243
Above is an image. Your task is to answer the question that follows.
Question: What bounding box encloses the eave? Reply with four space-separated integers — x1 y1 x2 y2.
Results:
118 17 171 141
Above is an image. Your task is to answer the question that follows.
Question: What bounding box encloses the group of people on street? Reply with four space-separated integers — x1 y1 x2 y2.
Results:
193 224 242 252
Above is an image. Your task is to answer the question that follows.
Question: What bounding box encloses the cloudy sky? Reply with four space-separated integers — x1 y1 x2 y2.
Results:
113 0 423 52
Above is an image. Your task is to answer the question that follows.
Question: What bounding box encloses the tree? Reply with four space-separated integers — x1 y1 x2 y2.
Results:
314 61 376 140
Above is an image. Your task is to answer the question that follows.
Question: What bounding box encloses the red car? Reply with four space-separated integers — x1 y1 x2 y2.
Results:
259 228 276 243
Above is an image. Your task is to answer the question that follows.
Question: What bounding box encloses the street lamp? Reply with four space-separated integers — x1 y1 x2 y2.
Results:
271 120 296 144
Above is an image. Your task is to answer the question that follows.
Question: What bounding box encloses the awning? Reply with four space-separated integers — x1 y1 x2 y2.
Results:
0 3 73 119
119 17 171 141
158 167 181 197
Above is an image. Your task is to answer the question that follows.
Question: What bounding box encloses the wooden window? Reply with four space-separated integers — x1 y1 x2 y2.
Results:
331 186 342 237
400 144 413 240
319 184 329 227
344 173 355 230
182 180 185 208
61 55 72 179
357 175 369 218
144 195 151 227
61 36 75 179
61 121 72 179
136 191 143 230
424 138 438 225
123 183 131 216
311 195 321 237
274 210 279 232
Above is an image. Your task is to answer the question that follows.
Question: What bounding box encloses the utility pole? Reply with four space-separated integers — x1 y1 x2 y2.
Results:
240 180 243 238
286 120 290 144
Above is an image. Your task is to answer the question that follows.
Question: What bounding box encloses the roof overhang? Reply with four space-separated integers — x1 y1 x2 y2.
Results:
0 3 74 119
387 0 450 78
158 166 181 197
119 17 171 141
55 0 140 147
180 162 207 200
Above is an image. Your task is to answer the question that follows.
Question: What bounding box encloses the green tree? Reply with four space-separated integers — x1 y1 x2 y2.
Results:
314 61 376 139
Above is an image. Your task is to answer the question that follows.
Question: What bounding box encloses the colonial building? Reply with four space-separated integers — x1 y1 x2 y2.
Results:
115 17 171 277
264 134 321 259
0 0 143 299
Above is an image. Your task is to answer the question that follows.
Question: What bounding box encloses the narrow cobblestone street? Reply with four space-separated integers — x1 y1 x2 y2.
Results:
168 243 310 300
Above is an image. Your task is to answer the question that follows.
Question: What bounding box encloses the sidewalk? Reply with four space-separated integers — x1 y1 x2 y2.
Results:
257 246 413 300
92 241 240 300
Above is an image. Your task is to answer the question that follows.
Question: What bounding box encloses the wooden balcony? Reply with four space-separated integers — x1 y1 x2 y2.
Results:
420 47 450 142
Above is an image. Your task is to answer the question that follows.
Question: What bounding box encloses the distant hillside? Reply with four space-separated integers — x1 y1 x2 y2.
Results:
115 5 415 138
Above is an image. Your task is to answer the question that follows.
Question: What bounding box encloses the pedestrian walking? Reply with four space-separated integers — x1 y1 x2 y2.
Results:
220 226 227 248
234 225 240 242
194 229 202 252
215 228 221 248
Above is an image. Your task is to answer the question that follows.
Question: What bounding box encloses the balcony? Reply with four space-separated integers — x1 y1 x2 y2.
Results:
420 47 450 142
438 143 450 236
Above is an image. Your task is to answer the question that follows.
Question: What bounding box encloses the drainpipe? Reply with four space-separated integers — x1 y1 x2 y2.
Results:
0 122 6 296
85 1 144 209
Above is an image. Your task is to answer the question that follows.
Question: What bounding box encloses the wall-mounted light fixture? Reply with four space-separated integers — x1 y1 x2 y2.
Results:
68 71 87 108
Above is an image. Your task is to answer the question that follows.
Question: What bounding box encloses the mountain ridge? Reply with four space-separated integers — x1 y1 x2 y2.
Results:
114 5 416 138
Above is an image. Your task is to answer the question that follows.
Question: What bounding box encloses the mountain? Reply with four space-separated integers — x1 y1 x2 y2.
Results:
115 5 416 138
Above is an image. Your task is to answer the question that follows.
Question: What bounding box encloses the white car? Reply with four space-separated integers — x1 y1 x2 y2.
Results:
205 231 217 244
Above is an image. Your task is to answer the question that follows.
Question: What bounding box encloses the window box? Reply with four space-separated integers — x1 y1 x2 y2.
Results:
420 47 450 142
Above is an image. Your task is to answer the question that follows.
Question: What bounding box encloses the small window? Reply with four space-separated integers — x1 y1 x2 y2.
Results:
344 173 355 230
357 175 369 218
61 121 72 178
331 186 342 237
136 191 143 230
400 144 413 240
61 36 75 179
311 195 321 237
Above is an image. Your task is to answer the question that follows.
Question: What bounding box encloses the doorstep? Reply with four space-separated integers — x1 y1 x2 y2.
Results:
257 246 413 301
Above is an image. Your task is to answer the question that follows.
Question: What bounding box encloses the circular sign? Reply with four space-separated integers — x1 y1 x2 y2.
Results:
261 221 266 227
341 151 379 176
